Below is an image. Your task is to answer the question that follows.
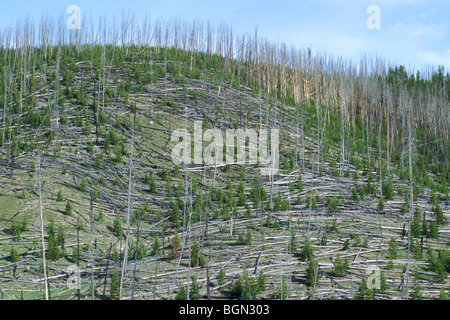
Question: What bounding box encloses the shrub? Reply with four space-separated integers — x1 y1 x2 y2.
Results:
56 189 64 202
151 237 161 256
217 268 226 285
10 217 28 240
354 277 374 300
299 237 314 261
65 200 73 215
306 258 318 287
331 254 349 277
411 207 422 238
9 246 20 262
388 238 398 259
433 203 445 225
190 235 205 267
383 178 395 200
79 176 87 192
109 268 120 300
113 215 122 237
327 195 340 213
378 197 385 211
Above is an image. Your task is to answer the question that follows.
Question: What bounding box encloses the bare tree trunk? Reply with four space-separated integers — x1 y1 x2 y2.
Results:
119 105 137 299
404 95 414 299
89 192 94 300
37 155 49 300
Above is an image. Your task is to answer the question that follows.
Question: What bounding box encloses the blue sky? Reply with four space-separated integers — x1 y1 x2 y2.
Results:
1 0 449 72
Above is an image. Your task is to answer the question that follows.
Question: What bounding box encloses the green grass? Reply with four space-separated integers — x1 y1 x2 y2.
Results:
0 195 21 218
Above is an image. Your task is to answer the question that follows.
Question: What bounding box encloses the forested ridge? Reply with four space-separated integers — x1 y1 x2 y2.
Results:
0 17 448 300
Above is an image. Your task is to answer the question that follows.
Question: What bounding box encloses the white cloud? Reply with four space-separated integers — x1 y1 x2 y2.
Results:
371 0 440 6
417 49 450 68
390 22 445 38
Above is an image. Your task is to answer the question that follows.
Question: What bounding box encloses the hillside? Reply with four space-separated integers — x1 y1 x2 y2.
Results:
0 20 449 301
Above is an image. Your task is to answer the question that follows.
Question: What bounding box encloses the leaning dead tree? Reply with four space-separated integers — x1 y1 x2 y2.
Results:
119 107 137 299
37 154 49 300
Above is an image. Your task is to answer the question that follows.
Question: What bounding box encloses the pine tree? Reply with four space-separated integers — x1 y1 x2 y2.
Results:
290 228 298 252
170 202 180 227
175 285 186 300
296 173 304 191
47 221 60 261
288 181 295 193
296 194 302 205
388 238 398 259
144 174 150 185
244 227 252 245
190 234 205 267
327 195 339 213
151 236 161 255
321 232 328 246
109 268 120 300
149 175 157 193
429 220 439 238
330 219 338 231
113 215 122 237
364 175 375 195
378 270 388 293
400 193 410 214
276 275 289 300
273 192 282 212
170 232 181 261
353 170 359 182
299 237 314 261
257 271 266 292
305 258 317 287
189 274 201 300
9 246 20 262
331 254 349 277
92 188 98 202
218 268 226 285
354 277 373 300
238 233 245 244
65 200 73 215
409 269 423 300
129 242 147 260
79 176 87 192
352 187 359 202
96 210 104 223
384 177 394 200
10 217 28 240
411 207 422 237
112 247 119 264
232 274 243 297
377 197 384 211
265 213 272 227
238 180 246 206
429 250 448 283
433 258 447 283
433 203 445 225
241 268 259 299
438 287 447 300
249 181 259 209
342 239 350 251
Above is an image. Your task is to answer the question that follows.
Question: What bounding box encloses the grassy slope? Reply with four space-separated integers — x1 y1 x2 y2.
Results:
0 45 448 300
